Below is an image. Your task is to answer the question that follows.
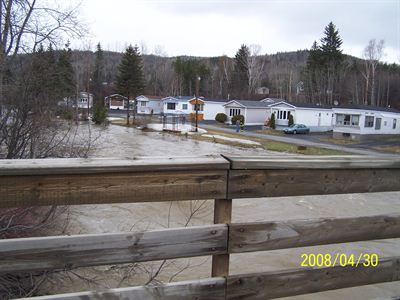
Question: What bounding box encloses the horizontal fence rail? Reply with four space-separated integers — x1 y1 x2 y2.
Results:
3 214 400 274
1 155 400 299
226 155 400 199
0 225 227 274
22 277 227 300
226 257 400 300
229 214 400 253
0 156 229 207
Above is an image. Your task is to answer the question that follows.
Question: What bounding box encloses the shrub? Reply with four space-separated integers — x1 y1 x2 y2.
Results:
92 105 108 125
288 113 294 126
270 113 276 129
215 113 227 123
231 114 244 125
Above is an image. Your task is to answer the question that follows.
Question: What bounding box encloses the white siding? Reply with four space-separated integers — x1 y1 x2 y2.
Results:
203 102 226 120
333 108 400 135
294 109 333 132
245 108 268 125
137 100 163 114
163 100 191 115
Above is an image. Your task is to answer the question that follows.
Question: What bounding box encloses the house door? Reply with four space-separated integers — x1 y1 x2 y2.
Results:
375 118 382 130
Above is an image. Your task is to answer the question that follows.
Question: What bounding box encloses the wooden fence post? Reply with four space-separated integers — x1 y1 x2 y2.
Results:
211 198 232 277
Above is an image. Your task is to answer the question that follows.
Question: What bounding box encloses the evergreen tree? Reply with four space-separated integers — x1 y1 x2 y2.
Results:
29 44 59 107
232 45 250 98
303 22 344 104
270 112 276 129
57 42 75 102
92 42 105 105
173 57 210 95
116 44 145 124
320 22 344 104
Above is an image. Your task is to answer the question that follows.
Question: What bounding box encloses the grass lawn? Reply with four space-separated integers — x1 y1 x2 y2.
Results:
319 137 360 145
255 129 285 136
373 145 400 154
197 129 352 155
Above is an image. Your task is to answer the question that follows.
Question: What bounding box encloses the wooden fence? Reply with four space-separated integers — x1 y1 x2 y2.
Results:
1 155 400 299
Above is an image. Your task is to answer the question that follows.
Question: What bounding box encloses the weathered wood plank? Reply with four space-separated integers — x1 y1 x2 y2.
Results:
212 198 232 277
0 225 227 274
0 170 227 207
226 257 400 299
0 156 230 176
225 155 400 170
18 277 226 300
228 169 400 199
230 214 400 253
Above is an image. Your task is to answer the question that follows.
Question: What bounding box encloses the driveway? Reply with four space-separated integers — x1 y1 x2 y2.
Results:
200 124 394 156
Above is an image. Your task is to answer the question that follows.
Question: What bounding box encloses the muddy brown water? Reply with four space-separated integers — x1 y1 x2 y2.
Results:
45 124 400 299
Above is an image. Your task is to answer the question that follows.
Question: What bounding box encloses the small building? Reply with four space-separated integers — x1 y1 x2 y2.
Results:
223 100 271 125
267 101 333 132
200 97 229 120
105 94 128 110
162 96 193 115
333 104 400 139
136 95 163 115
256 86 270 95
77 92 93 109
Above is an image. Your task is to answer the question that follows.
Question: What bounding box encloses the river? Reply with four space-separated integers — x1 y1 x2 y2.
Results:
45 124 400 300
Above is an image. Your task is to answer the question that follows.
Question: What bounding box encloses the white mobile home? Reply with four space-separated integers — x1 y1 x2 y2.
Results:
267 101 334 132
136 95 163 115
77 92 93 109
105 94 128 110
162 96 193 115
223 100 271 125
333 105 400 138
200 97 229 120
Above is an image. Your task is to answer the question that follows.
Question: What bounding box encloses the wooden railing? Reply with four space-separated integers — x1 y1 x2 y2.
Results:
1 155 400 299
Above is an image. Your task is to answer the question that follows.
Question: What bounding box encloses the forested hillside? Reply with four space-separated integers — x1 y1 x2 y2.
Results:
71 47 400 109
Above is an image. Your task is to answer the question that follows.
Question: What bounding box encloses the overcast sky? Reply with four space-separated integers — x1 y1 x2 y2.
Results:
75 0 399 63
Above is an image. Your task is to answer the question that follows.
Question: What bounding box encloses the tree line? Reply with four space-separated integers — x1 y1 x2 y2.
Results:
70 23 399 110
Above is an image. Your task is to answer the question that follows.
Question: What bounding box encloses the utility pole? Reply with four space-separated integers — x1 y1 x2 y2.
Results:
195 76 201 132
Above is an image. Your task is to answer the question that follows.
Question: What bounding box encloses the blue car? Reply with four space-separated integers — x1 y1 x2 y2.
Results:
283 124 310 134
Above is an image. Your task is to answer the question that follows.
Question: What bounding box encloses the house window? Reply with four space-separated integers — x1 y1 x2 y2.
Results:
364 116 374 128
351 115 359 126
229 108 241 116
141 101 146 107
167 103 176 110
343 115 351 125
192 104 204 111
393 119 397 129
375 118 381 130
383 121 387 126
336 114 344 125
283 111 286 120
182 104 188 110
336 114 359 126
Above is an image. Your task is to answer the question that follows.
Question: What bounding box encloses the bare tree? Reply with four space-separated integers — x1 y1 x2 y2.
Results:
362 39 385 106
0 0 86 103
247 44 265 95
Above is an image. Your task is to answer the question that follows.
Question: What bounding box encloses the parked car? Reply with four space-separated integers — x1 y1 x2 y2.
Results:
283 124 310 134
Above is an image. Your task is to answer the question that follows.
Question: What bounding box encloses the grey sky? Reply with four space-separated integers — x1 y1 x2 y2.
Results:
76 0 399 63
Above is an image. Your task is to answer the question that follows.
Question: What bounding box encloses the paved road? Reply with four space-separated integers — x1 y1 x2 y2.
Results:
200 124 393 156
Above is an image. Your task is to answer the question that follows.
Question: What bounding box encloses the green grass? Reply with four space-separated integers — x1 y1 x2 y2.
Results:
373 145 400 154
319 137 360 145
259 140 350 155
198 129 352 155
255 129 285 136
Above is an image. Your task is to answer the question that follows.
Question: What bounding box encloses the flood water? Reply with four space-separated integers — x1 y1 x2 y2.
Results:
46 124 400 299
